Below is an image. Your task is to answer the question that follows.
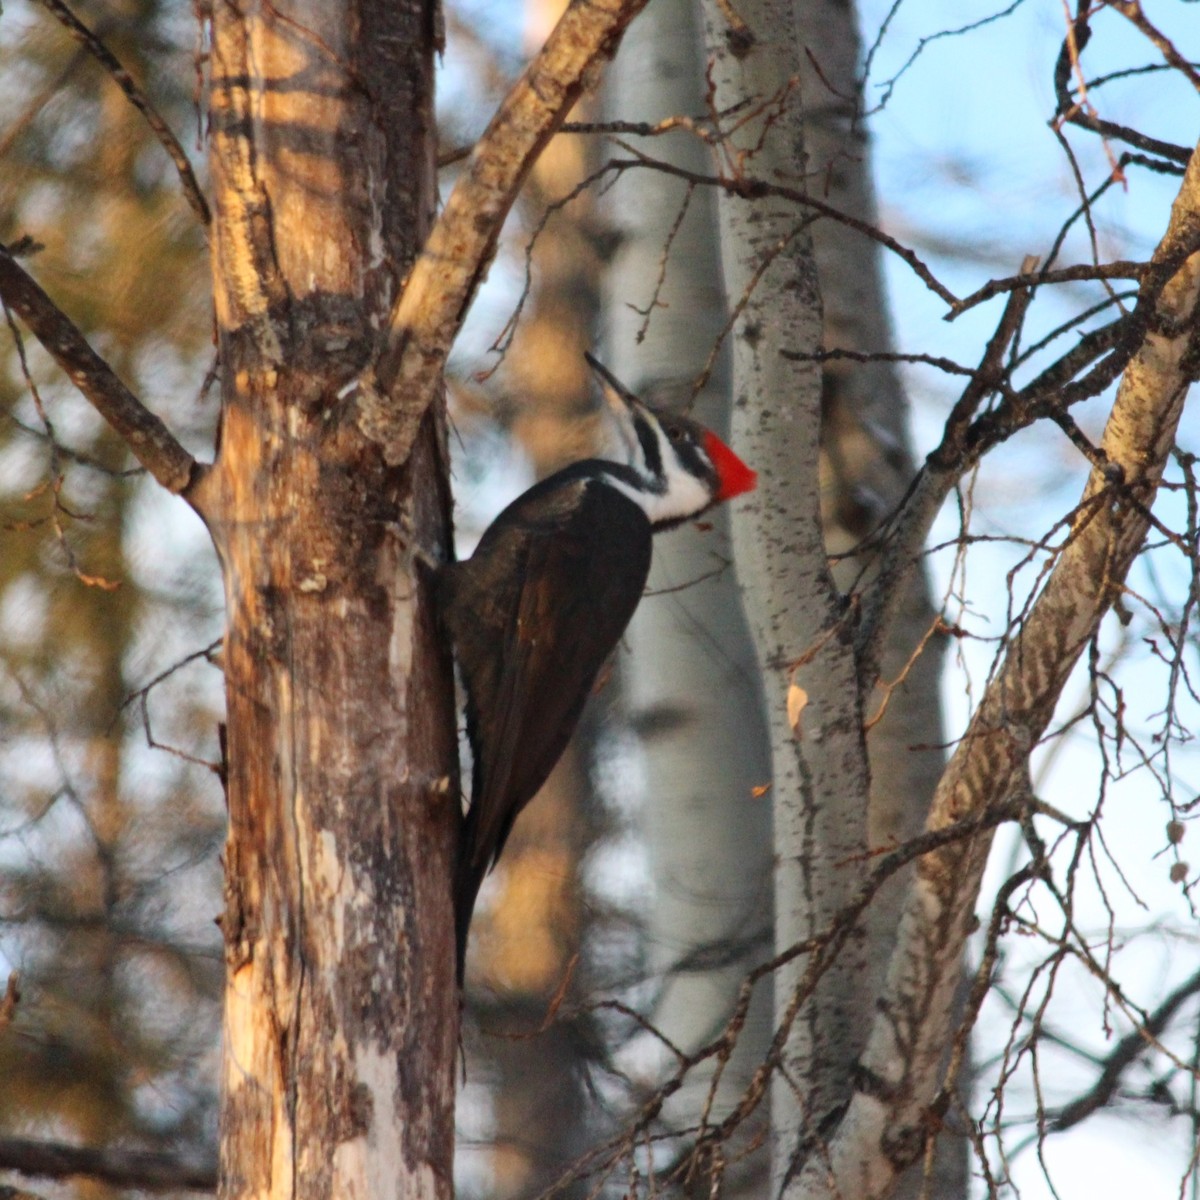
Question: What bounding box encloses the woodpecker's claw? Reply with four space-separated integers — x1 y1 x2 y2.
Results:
411 542 444 576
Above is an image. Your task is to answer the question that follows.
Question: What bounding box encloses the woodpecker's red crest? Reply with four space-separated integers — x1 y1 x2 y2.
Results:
704 430 757 502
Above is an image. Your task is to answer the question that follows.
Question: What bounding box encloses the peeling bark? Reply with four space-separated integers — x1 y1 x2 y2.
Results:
192 5 459 1199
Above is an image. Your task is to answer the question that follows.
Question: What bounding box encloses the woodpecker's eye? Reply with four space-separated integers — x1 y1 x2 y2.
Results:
661 419 686 444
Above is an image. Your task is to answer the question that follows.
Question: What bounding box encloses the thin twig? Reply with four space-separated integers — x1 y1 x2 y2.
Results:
605 148 961 307
33 0 210 225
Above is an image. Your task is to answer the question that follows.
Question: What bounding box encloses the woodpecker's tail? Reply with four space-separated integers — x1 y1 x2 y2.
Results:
454 822 488 987
453 871 476 987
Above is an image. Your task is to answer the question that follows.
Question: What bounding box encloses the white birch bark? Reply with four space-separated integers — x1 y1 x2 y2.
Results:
795 2 961 1193
791 140 1200 1200
697 0 873 1188
602 0 775 1177
795 0 946 880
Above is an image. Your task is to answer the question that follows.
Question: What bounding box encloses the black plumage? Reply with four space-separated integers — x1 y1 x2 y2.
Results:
439 464 652 982
440 354 757 983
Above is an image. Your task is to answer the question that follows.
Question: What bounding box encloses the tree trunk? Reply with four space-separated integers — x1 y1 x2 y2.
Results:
190 5 460 1198
603 1 775 1186
697 0 872 1188
794 1 963 1193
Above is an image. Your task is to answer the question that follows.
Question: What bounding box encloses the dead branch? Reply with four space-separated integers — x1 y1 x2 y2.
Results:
358 0 651 465
0 1137 215 1193
0 244 201 495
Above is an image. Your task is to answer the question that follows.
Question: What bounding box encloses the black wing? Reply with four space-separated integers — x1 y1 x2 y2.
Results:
440 477 652 978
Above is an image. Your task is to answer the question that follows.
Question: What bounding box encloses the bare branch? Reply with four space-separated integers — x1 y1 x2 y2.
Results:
358 0 651 465
0 1137 215 1194
0 244 202 496
1050 966 1200 1131
527 801 1033 1200
1052 14 1191 166
855 259 1040 672
781 345 975 378
1105 1 1200 94
803 140 1200 1200
33 0 210 226
948 260 1145 320
599 149 961 307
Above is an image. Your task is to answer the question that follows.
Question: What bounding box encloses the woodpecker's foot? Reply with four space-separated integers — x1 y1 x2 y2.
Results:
410 543 444 575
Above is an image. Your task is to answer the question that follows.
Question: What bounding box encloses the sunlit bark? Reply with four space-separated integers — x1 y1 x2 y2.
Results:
194 5 458 1198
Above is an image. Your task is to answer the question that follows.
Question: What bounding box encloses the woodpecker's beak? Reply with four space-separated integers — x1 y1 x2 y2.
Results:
585 352 641 413
585 352 646 465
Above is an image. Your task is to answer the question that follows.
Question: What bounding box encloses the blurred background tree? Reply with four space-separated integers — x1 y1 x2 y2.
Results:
0 0 222 1188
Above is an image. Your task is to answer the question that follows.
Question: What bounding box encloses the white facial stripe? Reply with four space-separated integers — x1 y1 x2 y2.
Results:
608 412 714 524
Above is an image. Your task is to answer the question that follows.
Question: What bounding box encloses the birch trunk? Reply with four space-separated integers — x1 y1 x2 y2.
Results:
697 0 872 1187
795 1 961 1193
190 5 459 1198
794 138 1200 1200
603 0 775 1179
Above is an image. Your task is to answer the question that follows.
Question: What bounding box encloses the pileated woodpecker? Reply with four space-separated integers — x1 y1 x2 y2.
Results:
440 354 757 981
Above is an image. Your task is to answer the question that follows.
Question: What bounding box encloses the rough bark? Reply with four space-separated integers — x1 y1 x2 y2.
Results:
0 2 673 1196
797 138 1200 1200
189 5 459 1199
698 2 872 1189
603 0 775 1185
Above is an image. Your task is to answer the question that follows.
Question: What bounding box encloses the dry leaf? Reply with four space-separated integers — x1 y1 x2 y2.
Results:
787 683 808 736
